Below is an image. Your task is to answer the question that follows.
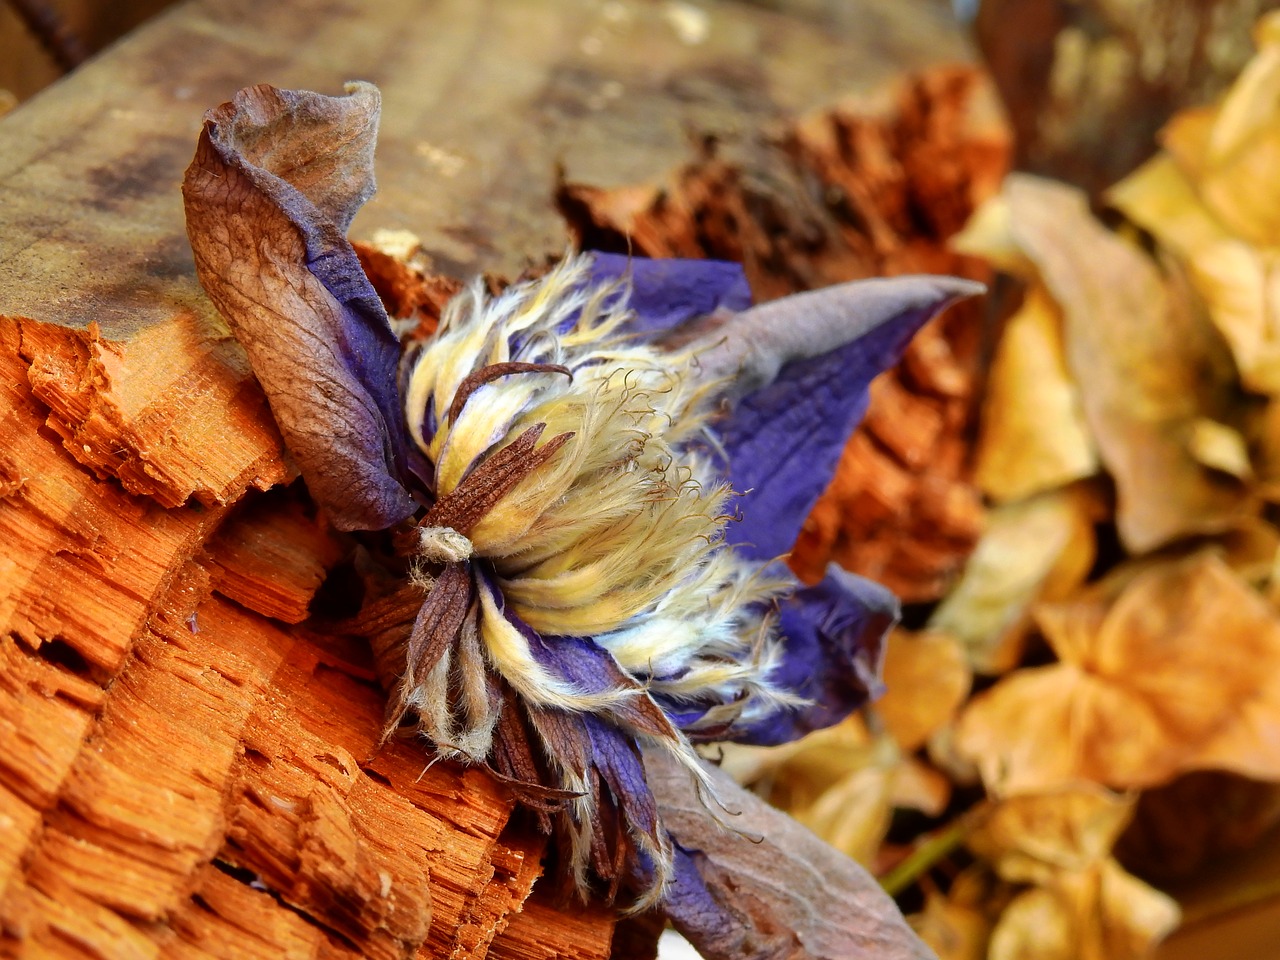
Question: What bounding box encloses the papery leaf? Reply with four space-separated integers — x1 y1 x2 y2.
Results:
955 553 1280 794
987 864 1180 960
968 789 1135 886
1111 154 1280 396
970 282 1098 502
692 276 984 561
967 793 1180 960
646 746 936 960
928 488 1097 675
1002 174 1248 553
876 630 973 753
183 82 416 531
719 716 904 866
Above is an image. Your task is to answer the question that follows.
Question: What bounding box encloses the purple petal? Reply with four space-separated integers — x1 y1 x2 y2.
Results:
585 713 660 842
586 252 753 337
183 82 416 531
654 564 898 745
732 565 899 747
498 594 684 743
704 276 983 560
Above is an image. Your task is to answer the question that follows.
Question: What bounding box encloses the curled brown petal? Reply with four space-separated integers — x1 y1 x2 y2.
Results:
183 82 416 531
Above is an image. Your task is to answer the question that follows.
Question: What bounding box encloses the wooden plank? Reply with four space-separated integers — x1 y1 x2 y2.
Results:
0 0 968 334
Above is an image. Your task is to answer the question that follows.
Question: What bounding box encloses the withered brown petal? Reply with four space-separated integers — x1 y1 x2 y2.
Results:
646 747 936 960
404 561 472 687
447 361 572 426
183 82 416 531
526 705 592 780
421 423 573 534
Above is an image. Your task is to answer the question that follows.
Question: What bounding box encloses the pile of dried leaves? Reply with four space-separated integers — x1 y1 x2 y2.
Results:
715 13 1280 960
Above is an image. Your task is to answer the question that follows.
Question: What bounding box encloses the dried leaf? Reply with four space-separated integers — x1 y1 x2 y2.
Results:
971 283 1098 501
1111 153 1280 396
183 83 415 531
721 716 895 866
888 757 953 819
646 746 935 960
955 553 1280 794
1188 417 1254 479
987 863 1179 960
1002 174 1248 552
971 791 1180 960
911 875 998 960
876 629 972 752
928 487 1097 674
1187 12 1280 247
969 789 1134 886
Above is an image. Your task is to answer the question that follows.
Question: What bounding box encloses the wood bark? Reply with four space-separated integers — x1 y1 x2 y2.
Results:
0 0 972 956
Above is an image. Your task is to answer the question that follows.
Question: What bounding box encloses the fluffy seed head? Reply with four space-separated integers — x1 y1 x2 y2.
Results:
403 256 790 718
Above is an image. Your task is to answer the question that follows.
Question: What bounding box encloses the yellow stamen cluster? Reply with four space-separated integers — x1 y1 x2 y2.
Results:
403 256 791 724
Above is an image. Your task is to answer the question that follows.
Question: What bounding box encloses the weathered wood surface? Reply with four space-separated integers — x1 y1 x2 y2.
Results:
0 0 973 957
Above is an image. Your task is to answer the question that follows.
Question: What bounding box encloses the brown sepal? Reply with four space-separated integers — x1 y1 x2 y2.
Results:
421 423 573 534
447 362 572 426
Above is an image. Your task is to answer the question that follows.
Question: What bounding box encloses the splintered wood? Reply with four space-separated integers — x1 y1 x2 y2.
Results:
0 312 573 958
561 67 1009 601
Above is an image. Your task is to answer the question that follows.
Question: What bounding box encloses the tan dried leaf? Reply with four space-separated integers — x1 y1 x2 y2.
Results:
1107 16 1280 397
972 791 1180 960
928 487 1097 674
889 757 952 819
911 868 1005 960
955 553 1280 795
972 282 1098 502
1188 417 1254 480
1003 174 1248 552
911 898 988 960
1188 12 1280 247
988 864 1179 960
876 629 972 752
719 717 896 866
1111 154 1280 396
969 789 1134 887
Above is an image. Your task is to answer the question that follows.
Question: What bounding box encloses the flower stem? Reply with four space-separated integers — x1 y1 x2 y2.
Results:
879 813 977 897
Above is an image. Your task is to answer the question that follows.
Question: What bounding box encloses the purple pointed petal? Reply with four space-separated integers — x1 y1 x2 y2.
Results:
183 82 416 531
586 252 753 337
651 563 896 746
705 276 983 560
733 565 899 747
498 594 685 743
648 747 936 960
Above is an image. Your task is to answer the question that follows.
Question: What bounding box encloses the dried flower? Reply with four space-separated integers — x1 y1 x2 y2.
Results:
182 81 982 914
